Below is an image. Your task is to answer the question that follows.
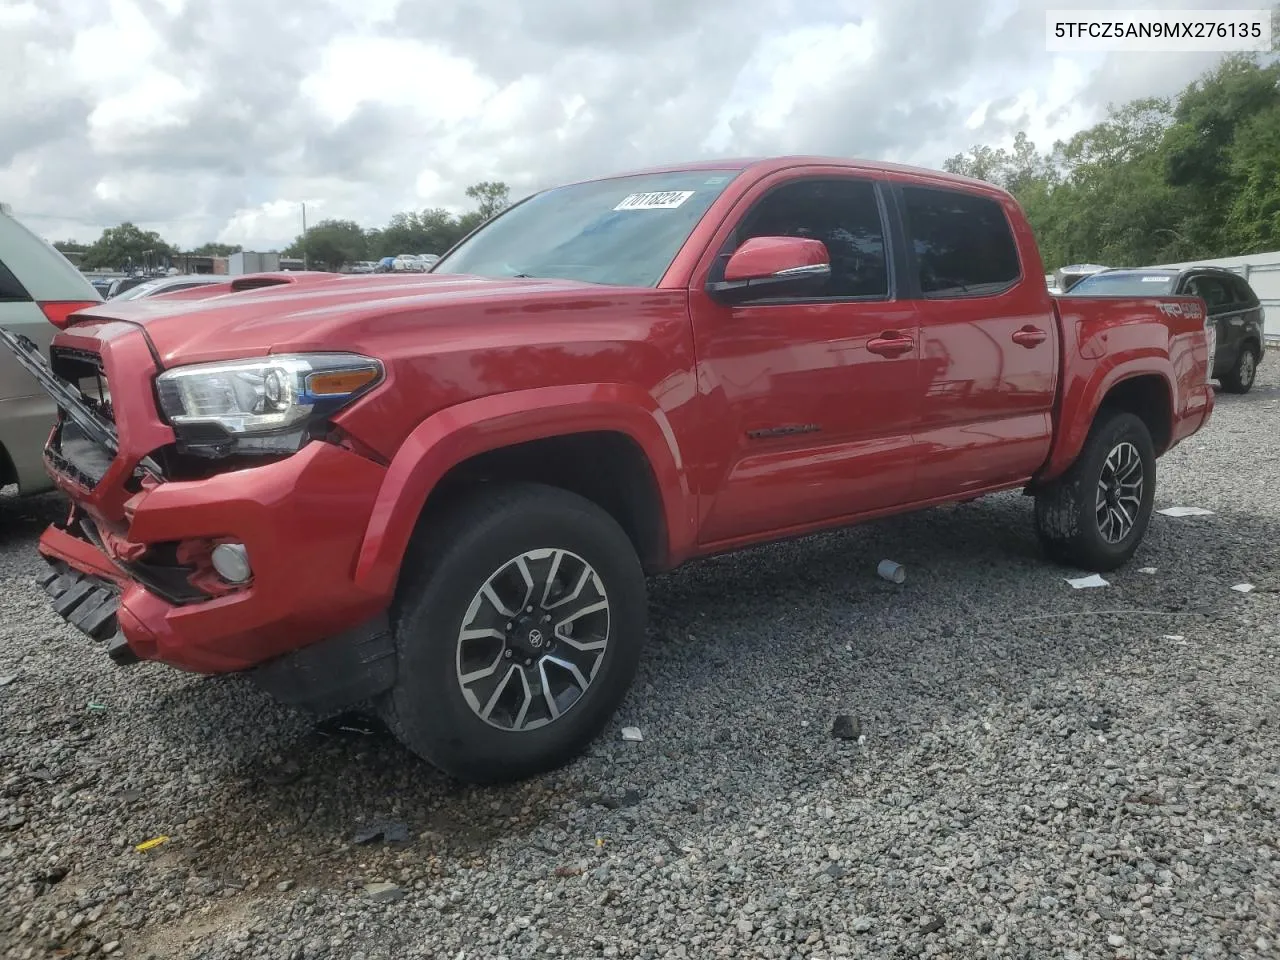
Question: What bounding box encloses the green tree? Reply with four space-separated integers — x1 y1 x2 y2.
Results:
366 183 514 260
465 181 511 221
1224 102 1280 251
53 240 88 254
939 53 1280 270
284 218 368 270
188 242 242 256
370 208 467 259
82 223 175 271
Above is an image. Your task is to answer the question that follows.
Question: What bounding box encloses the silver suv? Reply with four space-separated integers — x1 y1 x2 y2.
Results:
0 204 102 494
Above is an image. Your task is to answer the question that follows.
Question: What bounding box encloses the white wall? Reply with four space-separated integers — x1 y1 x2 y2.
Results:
1145 251 1280 345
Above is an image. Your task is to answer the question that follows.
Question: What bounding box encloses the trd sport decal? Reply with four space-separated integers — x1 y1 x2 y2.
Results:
747 424 822 440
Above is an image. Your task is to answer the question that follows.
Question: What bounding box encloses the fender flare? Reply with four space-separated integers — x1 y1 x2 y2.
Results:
352 383 694 598
1039 355 1177 482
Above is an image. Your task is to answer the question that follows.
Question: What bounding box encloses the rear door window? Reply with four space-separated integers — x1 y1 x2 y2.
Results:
900 186 1021 297
1230 275 1259 308
1185 275 1233 313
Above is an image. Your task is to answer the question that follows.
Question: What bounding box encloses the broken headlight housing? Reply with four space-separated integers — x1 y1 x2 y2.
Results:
154 353 383 458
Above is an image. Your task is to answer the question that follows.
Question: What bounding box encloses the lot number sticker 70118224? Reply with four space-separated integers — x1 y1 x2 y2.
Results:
613 191 695 211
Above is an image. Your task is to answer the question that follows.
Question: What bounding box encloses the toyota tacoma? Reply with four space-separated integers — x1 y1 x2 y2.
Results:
1 156 1215 784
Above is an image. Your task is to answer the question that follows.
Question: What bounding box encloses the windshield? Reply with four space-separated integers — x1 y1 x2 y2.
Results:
432 169 742 287
1069 272 1177 296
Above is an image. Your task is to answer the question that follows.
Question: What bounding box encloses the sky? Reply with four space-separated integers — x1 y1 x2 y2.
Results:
0 0 1261 251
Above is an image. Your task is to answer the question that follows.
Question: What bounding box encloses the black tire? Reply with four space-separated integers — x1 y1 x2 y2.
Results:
1220 343 1258 394
1034 411 1156 572
380 482 648 784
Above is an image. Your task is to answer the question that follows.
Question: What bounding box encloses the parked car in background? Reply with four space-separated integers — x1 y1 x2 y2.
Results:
392 255 428 272
2 156 1215 784
1069 266 1266 393
418 254 440 267
0 203 102 495
108 274 227 302
105 276 150 298
1054 263 1110 292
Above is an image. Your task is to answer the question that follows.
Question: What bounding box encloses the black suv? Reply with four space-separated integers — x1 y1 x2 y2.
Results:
1069 266 1267 393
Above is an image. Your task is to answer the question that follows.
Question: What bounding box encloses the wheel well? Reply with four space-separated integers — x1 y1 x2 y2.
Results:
421 431 669 574
1098 375 1172 453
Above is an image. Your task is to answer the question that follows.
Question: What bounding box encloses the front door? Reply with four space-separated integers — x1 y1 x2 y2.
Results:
1181 272 1242 377
687 173 921 546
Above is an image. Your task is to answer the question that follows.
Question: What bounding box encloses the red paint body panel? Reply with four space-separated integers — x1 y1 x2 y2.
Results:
1039 295 1213 481
28 156 1214 676
353 382 697 598
722 236 829 281
41 440 388 672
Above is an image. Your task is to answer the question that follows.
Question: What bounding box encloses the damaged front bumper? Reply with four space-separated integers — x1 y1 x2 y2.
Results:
1 322 399 712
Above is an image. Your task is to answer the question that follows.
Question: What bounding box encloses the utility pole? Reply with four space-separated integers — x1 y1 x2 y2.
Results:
301 202 308 270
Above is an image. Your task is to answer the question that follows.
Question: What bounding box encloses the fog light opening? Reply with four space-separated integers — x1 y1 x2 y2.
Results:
211 543 252 583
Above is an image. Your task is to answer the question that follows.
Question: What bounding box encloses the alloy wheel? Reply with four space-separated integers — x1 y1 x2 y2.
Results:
1095 441 1144 544
1240 350 1256 387
455 548 610 732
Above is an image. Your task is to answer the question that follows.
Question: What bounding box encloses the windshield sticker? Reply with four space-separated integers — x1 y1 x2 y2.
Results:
614 190 695 211
703 176 729 185
1141 276 1168 282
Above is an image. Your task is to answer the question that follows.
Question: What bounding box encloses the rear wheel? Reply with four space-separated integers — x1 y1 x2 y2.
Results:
380 483 648 784
1034 411 1156 572
1221 344 1258 394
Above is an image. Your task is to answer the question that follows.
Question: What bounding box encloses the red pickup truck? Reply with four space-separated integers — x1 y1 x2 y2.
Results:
2 157 1215 784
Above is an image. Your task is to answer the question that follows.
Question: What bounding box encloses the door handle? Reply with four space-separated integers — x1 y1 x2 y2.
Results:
867 333 915 358
1012 325 1047 348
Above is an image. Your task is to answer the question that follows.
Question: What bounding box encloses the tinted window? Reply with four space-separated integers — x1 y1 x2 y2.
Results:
0 259 31 302
901 187 1020 296
1070 272 1177 296
433 169 741 288
1230 274 1259 307
1184 275 1232 310
729 178 888 298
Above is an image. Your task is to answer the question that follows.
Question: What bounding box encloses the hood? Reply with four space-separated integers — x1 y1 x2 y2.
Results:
66 272 624 367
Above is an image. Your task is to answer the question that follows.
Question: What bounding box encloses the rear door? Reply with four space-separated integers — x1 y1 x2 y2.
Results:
687 171 922 544
891 182 1058 501
1179 272 1236 375
1225 273 1265 358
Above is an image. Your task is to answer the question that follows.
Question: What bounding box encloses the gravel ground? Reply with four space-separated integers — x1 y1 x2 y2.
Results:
2 361 1279 960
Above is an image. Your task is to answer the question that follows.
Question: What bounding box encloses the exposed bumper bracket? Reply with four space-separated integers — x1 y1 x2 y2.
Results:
38 560 122 642
249 613 397 715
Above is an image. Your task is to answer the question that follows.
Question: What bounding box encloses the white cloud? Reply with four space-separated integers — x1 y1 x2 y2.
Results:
0 0 1256 250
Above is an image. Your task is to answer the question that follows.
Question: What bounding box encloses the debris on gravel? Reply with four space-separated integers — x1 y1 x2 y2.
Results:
830 713 861 740
2 365 1279 959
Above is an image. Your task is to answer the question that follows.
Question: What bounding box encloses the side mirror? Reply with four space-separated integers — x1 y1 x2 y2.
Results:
707 236 830 304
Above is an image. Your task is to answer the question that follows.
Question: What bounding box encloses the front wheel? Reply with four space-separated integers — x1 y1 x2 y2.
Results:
1034 411 1156 572
380 483 648 784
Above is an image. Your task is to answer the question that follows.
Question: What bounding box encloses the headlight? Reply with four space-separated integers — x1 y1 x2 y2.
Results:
155 353 382 457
